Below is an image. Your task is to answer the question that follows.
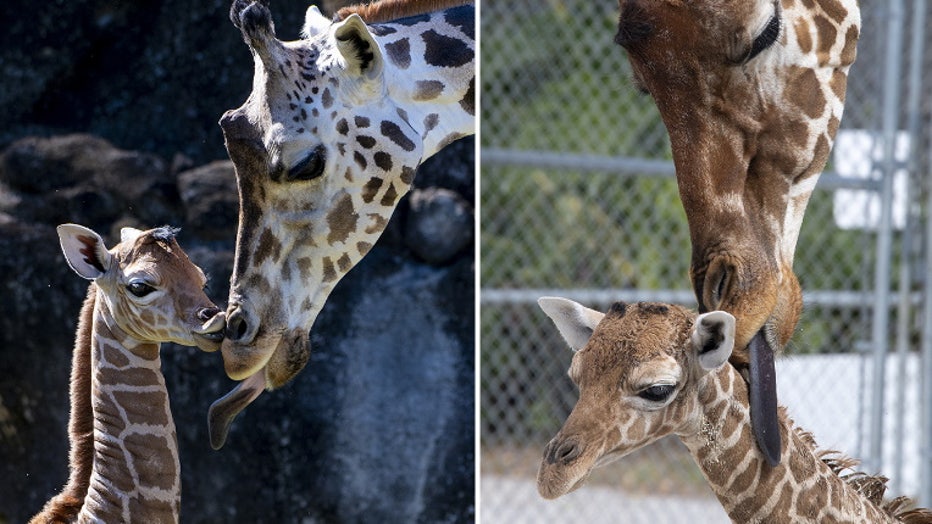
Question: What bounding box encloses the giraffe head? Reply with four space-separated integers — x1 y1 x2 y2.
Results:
57 224 225 351
217 1 431 391
613 0 859 354
535 297 735 499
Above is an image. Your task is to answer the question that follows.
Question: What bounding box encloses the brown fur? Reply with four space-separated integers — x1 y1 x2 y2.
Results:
337 0 470 22
29 286 97 523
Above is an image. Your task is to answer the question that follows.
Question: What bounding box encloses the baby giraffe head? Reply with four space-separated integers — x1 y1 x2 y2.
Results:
57 224 225 352
536 297 735 499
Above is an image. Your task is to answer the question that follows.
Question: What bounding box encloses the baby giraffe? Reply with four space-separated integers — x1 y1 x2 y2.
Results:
537 297 932 523
30 224 225 524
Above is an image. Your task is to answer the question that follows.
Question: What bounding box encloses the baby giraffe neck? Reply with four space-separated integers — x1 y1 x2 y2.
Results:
681 365 895 523
78 293 181 523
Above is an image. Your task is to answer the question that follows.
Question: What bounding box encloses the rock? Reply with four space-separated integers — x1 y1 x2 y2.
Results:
177 161 239 241
405 187 474 265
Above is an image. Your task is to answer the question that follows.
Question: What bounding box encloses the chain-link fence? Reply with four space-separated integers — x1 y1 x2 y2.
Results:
479 1 932 522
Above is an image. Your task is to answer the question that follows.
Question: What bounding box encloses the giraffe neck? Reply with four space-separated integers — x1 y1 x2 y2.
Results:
375 5 475 158
78 290 180 523
680 365 895 523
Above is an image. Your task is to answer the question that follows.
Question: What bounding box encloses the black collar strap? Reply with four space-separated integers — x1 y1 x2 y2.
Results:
745 2 782 64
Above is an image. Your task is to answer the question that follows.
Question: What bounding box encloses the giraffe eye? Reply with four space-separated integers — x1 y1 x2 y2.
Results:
127 280 156 298
638 384 676 402
287 145 326 182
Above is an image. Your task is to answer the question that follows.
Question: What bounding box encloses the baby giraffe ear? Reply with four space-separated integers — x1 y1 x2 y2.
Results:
333 14 383 78
691 311 736 370
537 297 605 352
302 5 330 39
57 224 112 280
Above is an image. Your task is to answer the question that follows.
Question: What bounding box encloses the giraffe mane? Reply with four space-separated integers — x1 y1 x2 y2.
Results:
29 286 97 524
336 0 471 23
786 408 932 523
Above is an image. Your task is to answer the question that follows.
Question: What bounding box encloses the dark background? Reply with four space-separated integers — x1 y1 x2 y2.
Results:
0 1 475 522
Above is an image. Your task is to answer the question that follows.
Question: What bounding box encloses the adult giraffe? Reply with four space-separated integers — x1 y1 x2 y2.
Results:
614 0 860 464
209 0 474 445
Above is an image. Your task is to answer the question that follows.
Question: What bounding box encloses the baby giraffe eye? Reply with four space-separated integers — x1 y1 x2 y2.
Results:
638 384 676 402
287 145 326 182
126 280 156 298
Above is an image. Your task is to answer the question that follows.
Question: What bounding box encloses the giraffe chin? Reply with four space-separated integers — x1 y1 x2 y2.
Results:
207 369 267 450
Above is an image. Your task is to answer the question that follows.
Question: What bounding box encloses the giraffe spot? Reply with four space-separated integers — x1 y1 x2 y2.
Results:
369 24 398 36
100 342 131 368
422 29 472 68
355 116 370 128
394 13 431 26
385 38 411 69
336 118 349 135
840 26 859 66
253 228 283 267
119 367 163 388
113 390 171 426
130 491 177 515
337 253 352 272
365 213 389 234
124 436 177 491
357 135 377 148
301 297 313 312
414 80 444 101
424 113 439 132
813 15 837 63
322 257 337 282
300 108 307 120
820 0 848 23
297 257 313 281
794 18 812 53
312 108 320 118
827 115 841 139
338 142 346 156
459 76 475 116
362 177 383 203
322 88 334 109
401 166 415 185
374 151 393 172
444 5 474 40
381 121 416 152
785 67 825 119
380 182 399 206
438 132 466 151
344 167 354 182
354 151 368 169
305 96 313 104
326 192 359 245
357 241 373 256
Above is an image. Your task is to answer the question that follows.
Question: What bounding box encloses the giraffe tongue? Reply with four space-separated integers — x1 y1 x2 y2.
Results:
208 370 266 450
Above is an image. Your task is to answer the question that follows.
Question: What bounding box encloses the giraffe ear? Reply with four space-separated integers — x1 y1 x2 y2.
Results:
302 5 330 39
57 224 112 280
538 297 605 352
692 311 736 370
333 14 383 79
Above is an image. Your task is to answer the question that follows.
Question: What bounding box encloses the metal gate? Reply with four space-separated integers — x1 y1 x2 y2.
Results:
479 1 932 521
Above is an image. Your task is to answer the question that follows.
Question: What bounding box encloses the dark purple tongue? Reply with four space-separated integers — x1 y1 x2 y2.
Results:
749 330 781 467
208 370 265 450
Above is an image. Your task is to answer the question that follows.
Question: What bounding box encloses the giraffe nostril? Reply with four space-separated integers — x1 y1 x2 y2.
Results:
546 437 582 465
226 310 250 342
198 307 221 322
